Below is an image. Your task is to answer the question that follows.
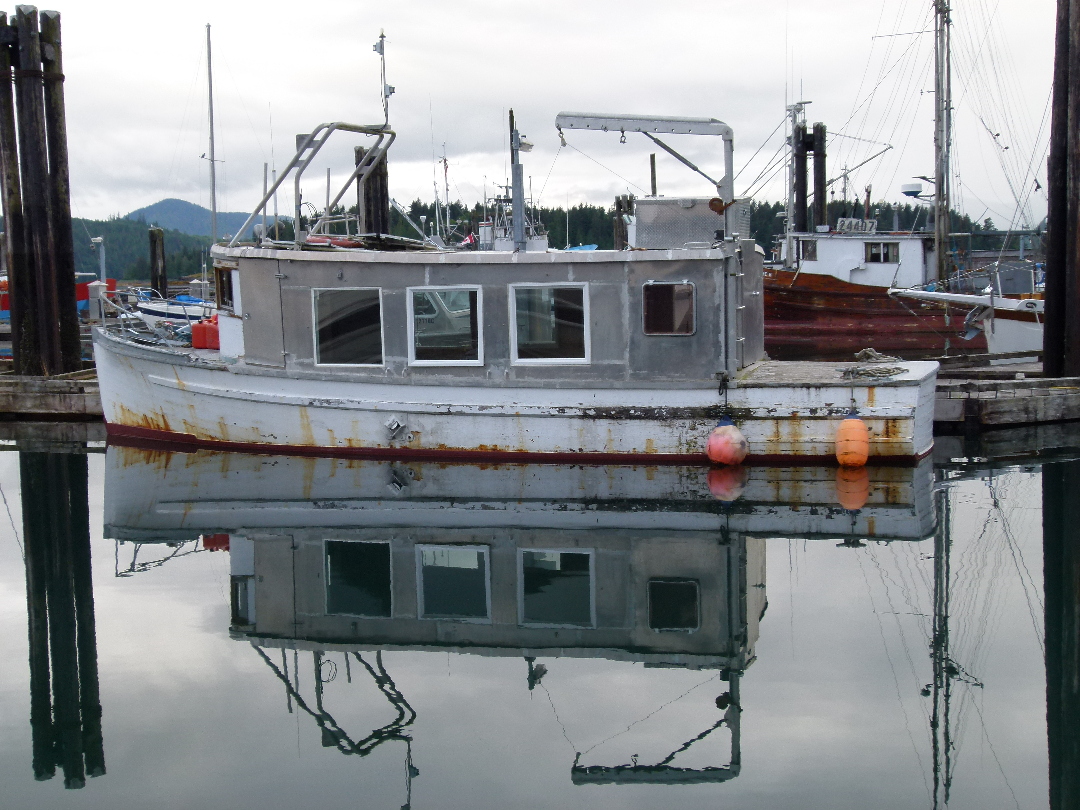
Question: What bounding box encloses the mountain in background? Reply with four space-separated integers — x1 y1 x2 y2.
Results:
125 198 258 239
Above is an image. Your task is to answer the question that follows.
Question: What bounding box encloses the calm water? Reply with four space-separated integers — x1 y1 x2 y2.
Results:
0 437 1069 809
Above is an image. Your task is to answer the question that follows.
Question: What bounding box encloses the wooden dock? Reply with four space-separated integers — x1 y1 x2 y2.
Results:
934 374 1080 432
0 370 101 418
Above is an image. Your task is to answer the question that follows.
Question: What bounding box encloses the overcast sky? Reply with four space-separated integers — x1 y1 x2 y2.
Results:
43 0 1055 229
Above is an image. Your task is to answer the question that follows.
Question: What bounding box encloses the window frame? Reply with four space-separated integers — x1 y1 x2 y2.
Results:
508 282 591 366
311 286 385 367
640 280 697 337
647 578 701 633
405 285 484 367
415 544 492 624
323 538 394 618
517 548 596 629
864 241 900 264
800 239 818 261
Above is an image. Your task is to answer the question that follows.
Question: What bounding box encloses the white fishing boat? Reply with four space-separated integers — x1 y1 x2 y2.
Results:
91 36 938 463
887 286 1043 362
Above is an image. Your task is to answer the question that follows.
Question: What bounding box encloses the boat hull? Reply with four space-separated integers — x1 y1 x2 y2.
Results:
93 327 937 462
764 268 987 360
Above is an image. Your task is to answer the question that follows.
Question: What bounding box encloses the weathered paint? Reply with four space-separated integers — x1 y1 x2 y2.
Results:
96 326 936 462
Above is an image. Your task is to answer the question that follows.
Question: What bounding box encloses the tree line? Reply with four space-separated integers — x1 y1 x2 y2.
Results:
38 196 1033 285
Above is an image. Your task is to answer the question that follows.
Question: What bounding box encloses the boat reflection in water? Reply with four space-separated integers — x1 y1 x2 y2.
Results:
103 445 935 789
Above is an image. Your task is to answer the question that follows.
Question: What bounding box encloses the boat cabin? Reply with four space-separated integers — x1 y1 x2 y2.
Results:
210 241 765 387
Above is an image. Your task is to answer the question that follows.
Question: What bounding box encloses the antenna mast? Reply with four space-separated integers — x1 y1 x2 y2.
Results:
206 24 218 243
933 1 952 282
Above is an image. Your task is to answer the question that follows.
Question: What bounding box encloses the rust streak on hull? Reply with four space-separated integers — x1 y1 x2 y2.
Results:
106 422 926 467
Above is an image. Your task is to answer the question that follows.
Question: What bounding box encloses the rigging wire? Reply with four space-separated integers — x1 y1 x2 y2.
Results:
856 551 932 802
0 480 22 559
734 116 786 182
535 144 563 209
562 141 648 195
578 672 722 756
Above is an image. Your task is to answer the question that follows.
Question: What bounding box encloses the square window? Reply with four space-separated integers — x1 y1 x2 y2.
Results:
520 550 593 626
325 541 392 617
512 285 588 362
315 288 382 365
642 283 695 335
417 545 489 621
884 242 899 263
648 579 700 631
801 239 817 261
409 288 482 364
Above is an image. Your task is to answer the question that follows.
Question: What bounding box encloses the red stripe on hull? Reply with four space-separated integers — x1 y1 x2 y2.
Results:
764 269 987 361
105 421 922 467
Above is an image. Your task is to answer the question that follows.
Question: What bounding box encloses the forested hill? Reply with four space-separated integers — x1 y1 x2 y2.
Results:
126 198 255 239
72 216 211 280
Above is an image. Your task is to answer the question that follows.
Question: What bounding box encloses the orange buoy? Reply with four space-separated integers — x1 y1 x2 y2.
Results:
835 413 870 467
706 417 748 465
835 466 870 511
708 465 748 502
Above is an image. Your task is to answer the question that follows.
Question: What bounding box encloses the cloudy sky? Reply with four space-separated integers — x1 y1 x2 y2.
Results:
43 0 1055 229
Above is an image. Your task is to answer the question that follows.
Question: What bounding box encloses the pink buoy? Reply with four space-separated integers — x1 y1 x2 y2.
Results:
708 465 748 502
706 417 748 465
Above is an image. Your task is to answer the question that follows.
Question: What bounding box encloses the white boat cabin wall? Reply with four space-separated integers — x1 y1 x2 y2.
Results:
209 245 761 383
778 229 935 288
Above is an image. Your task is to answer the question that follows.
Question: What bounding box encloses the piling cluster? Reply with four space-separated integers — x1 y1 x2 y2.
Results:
0 6 80 375
21 448 105 788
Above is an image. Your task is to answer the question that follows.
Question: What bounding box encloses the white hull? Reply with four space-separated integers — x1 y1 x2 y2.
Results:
93 327 936 460
889 288 1043 362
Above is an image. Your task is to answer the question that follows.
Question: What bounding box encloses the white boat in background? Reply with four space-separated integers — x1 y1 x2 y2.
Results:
888 286 1043 362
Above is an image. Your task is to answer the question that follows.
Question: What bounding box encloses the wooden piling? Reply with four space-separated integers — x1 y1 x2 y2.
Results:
1043 457 1080 810
812 123 827 230
149 227 167 298
1044 0 1080 376
793 123 808 233
39 11 81 372
0 12 37 375
14 6 60 374
20 451 56 781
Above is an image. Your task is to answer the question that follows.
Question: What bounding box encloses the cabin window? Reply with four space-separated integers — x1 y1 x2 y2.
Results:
214 265 234 309
407 287 482 364
416 545 490 622
325 541 392 617
865 242 900 263
642 282 695 335
510 284 589 363
648 579 700 631
800 239 818 261
519 550 594 627
314 288 383 365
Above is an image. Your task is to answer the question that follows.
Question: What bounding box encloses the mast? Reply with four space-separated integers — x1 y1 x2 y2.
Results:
206 24 218 244
784 102 807 268
933 1 952 282
509 109 525 251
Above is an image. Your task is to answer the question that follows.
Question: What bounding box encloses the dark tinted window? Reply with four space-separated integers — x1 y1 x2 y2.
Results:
419 546 489 620
514 286 586 360
316 288 382 364
648 579 699 630
643 283 695 335
521 551 592 626
325 541 392 617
